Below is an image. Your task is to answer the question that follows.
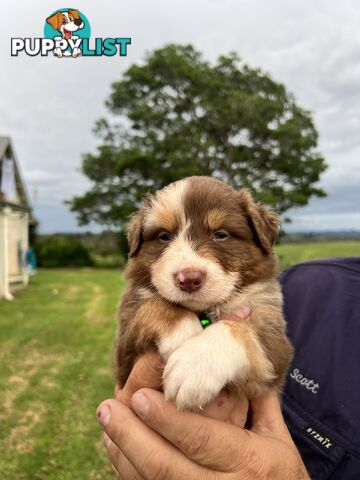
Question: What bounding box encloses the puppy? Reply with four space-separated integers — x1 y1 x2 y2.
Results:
116 176 293 410
46 9 84 57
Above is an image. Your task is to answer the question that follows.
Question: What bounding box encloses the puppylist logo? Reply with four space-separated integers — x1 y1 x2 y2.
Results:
11 8 131 58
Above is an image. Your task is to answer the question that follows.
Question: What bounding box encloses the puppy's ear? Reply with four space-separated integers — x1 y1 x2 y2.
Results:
127 209 145 258
46 12 61 30
127 194 153 257
69 9 80 19
239 189 280 254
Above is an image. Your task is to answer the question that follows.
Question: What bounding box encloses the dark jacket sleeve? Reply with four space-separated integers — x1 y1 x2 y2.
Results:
280 257 360 480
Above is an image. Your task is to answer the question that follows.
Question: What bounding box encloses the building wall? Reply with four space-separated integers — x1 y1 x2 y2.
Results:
8 212 26 275
0 207 29 298
0 211 7 297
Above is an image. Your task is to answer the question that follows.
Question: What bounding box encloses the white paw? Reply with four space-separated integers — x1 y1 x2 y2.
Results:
72 47 81 58
163 344 226 410
158 316 203 361
163 322 250 410
54 48 63 57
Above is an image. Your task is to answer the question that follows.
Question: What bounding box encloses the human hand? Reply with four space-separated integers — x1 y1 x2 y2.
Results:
97 389 310 479
115 349 249 425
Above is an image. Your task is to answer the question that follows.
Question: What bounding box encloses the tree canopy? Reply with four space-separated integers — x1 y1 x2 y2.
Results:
68 44 326 231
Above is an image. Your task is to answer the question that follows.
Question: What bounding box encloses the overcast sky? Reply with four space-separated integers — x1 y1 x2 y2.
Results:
1 0 359 233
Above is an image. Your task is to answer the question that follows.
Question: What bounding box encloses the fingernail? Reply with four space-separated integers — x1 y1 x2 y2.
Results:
103 432 112 448
234 306 251 319
96 404 111 427
132 391 150 418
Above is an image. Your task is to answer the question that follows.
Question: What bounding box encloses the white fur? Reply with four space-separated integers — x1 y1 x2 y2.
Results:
151 231 237 310
54 46 63 57
137 287 154 300
144 179 189 231
59 11 84 37
163 321 250 410
158 317 203 360
72 46 81 58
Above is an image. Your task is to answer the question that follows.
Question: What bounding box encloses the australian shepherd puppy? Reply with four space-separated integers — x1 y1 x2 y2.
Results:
115 176 293 410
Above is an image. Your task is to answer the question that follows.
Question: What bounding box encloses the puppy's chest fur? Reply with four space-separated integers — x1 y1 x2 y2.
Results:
116 278 293 410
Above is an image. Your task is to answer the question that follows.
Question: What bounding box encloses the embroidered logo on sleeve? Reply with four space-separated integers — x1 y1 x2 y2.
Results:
303 426 336 451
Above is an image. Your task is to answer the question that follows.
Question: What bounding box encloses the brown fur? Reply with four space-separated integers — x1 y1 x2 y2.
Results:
116 292 198 385
46 10 81 32
116 176 293 401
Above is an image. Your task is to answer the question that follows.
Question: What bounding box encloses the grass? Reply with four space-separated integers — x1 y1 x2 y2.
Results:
0 241 359 479
275 240 360 267
0 269 124 480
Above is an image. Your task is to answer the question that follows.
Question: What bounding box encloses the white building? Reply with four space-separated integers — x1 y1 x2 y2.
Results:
0 137 32 299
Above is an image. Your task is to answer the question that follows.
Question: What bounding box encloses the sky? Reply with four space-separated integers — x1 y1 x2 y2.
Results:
1 0 359 233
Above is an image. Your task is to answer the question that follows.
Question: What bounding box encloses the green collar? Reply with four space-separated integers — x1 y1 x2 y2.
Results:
198 312 212 329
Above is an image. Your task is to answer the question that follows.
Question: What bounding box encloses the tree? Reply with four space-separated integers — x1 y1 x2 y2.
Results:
67 44 326 236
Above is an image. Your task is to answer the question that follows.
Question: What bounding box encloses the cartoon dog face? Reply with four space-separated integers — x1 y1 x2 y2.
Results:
46 9 84 39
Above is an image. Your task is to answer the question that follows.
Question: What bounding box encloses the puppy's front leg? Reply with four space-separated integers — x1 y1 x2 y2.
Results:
163 320 274 411
157 314 203 361
116 295 203 387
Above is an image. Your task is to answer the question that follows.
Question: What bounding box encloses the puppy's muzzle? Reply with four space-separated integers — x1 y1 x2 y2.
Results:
175 269 206 293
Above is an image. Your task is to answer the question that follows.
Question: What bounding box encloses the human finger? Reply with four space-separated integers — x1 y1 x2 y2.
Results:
97 399 208 479
118 351 164 408
131 388 252 472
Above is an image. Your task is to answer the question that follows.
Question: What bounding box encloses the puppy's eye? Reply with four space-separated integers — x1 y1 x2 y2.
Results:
157 231 172 242
212 230 229 241
62 17 67 24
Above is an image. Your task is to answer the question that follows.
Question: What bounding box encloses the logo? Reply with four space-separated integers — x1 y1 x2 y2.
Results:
289 368 320 394
303 426 336 451
11 8 131 58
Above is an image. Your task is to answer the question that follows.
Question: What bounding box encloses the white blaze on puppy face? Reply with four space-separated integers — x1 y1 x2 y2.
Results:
144 179 188 233
151 232 237 309
148 179 237 310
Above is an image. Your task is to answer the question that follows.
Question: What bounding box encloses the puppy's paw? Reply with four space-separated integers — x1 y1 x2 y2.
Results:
54 48 63 57
72 47 81 58
163 322 251 410
158 315 203 361
163 346 226 410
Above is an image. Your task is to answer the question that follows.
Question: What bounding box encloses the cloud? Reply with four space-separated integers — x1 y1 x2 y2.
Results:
24 170 66 186
1 0 360 232
287 212 360 232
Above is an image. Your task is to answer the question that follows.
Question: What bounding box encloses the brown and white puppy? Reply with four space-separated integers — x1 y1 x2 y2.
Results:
46 9 84 57
116 176 293 410
46 10 84 39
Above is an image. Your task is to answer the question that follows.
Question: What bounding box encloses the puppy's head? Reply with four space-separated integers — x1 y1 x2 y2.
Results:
126 177 280 310
46 10 84 39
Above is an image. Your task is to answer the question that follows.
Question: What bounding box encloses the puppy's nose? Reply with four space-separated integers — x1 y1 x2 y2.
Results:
74 18 82 26
176 269 205 293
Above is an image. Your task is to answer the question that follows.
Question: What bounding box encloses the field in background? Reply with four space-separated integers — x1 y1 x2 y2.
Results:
276 240 360 266
0 270 123 480
0 242 359 479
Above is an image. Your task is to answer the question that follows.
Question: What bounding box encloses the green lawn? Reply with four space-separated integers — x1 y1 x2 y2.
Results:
0 242 359 479
0 269 124 480
276 240 360 267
